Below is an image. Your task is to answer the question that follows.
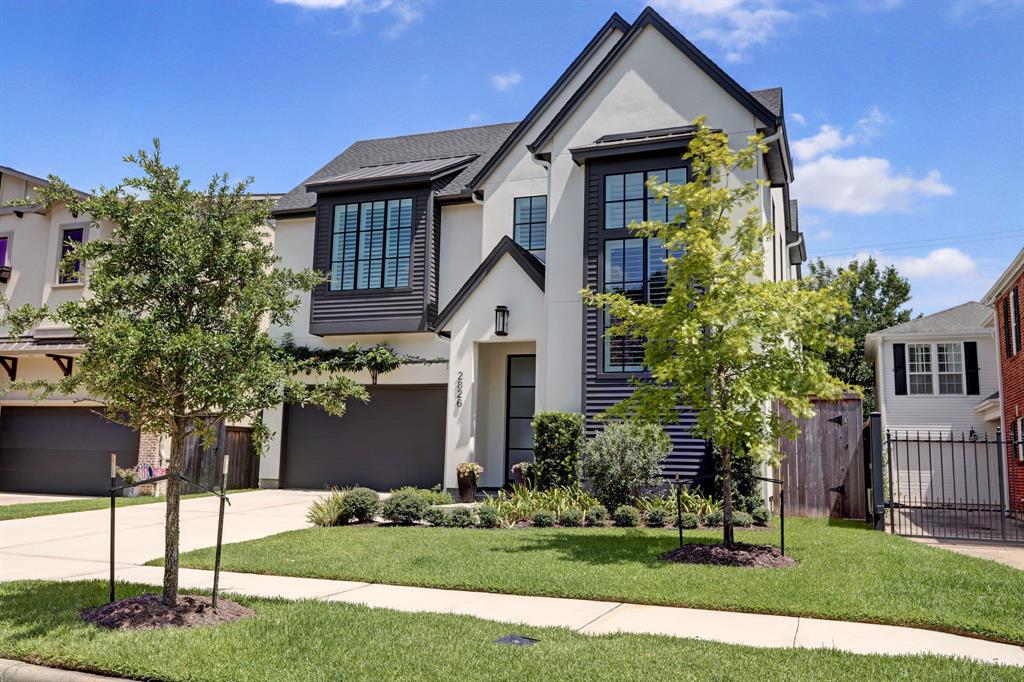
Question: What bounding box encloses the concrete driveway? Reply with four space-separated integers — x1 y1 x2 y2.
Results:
0 489 324 582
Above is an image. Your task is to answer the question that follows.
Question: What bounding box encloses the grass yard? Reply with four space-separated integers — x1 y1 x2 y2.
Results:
168 517 1024 645
0 580 1015 681
0 489 255 522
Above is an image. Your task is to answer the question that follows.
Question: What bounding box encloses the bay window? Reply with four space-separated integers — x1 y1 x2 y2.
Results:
330 197 412 291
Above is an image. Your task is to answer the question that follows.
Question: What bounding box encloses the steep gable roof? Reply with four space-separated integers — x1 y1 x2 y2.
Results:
435 236 544 332
274 122 519 216
526 6 780 155
466 13 630 191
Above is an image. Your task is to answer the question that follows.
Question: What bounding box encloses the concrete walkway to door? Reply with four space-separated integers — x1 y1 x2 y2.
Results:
0 489 323 581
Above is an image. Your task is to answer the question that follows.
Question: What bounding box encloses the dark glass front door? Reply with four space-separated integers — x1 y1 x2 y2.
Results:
505 354 536 482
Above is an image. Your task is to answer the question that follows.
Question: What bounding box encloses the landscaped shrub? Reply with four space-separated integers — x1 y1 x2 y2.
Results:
705 509 724 526
340 487 380 523
587 504 608 526
583 422 671 510
381 490 428 525
307 488 346 527
423 506 448 527
612 505 641 528
679 512 699 529
445 507 477 528
532 412 584 489
732 511 754 527
390 485 453 506
531 509 556 527
643 507 669 528
476 505 500 528
752 507 772 526
476 484 598 527
559 507 584 527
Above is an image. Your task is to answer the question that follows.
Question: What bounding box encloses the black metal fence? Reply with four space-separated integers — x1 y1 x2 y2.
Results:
884 429 1024 544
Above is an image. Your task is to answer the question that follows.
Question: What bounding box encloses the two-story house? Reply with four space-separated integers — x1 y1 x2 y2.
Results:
258 7 804 492
982 248 1024 517
0 165 157 495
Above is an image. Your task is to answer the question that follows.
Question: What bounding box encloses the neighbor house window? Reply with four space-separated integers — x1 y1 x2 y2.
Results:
1011 288 1021 355
907 343 933 395
513 196 546 261
0 236 8 266
600 166 685 373
1016 416 1024 461
330 198 413 291
58 226 85 284
936 342 964 395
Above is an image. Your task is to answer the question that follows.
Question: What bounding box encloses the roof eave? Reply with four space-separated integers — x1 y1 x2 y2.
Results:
981 248 1024 304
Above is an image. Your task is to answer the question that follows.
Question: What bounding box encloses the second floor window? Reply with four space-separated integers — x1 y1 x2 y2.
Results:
58 226 84 284
330 198 413 291
907 343 933 395
0 235 8 267
513 196 546 260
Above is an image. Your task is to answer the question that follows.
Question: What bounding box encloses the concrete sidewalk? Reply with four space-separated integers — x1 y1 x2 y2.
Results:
54 564 1024 668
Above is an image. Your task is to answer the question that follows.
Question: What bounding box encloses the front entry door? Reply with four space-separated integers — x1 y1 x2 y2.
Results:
505 355 536 483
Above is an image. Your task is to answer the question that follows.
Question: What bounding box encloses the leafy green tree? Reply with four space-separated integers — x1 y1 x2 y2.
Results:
0 142 366 605
806 258 912 413
582 119 852 547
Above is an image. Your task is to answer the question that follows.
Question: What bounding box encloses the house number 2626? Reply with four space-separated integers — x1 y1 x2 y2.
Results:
455 371 464 408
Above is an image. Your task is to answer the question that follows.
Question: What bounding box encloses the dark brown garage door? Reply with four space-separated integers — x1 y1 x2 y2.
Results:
283 385 446 491
0 407 140 495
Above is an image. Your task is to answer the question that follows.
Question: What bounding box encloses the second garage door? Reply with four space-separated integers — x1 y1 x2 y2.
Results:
283 384 446 491
0 406 140 495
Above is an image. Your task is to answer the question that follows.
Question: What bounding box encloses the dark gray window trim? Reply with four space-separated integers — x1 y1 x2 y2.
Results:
327 197 415 292
434 236 545 332
513 195 547 255
527 7 778 156
466 12 630 192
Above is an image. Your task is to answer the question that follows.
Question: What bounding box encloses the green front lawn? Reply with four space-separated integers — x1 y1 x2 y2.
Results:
0 580 1014 681
0 489 255 522
169 518 1024 645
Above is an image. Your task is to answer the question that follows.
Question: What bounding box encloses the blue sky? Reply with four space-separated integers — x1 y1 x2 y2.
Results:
2 0 1022 313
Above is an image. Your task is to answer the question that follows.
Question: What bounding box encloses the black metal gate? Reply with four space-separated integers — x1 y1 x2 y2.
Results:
884 429 1024 543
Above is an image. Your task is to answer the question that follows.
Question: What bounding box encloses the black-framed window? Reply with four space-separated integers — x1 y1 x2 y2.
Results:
513 196 547 260
330 197 413 290
601 167 685 373
58 226 85 284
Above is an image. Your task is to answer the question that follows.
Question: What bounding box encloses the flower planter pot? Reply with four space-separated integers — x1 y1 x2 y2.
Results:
456 473 477 503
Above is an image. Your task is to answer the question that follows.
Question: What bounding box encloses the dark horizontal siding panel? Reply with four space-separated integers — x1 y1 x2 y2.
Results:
310 187 432 335
582 157 711 480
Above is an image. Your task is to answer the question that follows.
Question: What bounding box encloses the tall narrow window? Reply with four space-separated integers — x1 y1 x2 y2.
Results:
0 236 8 266
936 342 964 395
513 196 546 261
907 343 933 395
1011 288 1021 355
330 197 412 291
58 226 84 284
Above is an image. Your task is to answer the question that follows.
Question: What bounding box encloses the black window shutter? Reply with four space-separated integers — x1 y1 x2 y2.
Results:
892 343 907 395
964 341 980 395
1014 288 1021 354
1004 299 1013 357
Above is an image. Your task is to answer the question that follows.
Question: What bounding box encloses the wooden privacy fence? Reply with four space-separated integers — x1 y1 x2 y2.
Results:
776 395 867 519
182 423 257 492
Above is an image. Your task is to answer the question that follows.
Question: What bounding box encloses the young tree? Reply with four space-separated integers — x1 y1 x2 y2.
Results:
0 142 366 605
807 258 913 413
582 119 852 547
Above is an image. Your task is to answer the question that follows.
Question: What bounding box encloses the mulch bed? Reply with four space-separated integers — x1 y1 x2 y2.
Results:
81 594 253 630
662 542 797 568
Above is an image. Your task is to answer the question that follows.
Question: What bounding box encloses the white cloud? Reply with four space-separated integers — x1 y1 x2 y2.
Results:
490 71 523 92
946 0 1023 25
467 112 483 123
892 247 977 278
812 228 832 241
650 0 794 62
794 155 953 214
275 0 423 38
790 112 806 125
792 125 854 162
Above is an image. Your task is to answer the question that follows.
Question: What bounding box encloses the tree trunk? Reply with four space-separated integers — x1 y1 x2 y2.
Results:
721 446 735 548
161 413 186 606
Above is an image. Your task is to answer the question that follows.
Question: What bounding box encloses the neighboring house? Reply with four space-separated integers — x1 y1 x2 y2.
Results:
0 165 155 495
865 302 1000 505
259 7 805 492
981 248 1024 516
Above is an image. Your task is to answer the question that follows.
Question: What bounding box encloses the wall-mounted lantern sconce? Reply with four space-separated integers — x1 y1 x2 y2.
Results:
495 305 509 337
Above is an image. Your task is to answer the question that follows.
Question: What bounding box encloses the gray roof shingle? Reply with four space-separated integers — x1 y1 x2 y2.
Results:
874 301 993 336
749 87 783 117
275 122 519 215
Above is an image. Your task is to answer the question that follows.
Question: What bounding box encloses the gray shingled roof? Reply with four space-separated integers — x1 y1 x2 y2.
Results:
874 302 993 336
275 122 519 215
750 88 782 117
